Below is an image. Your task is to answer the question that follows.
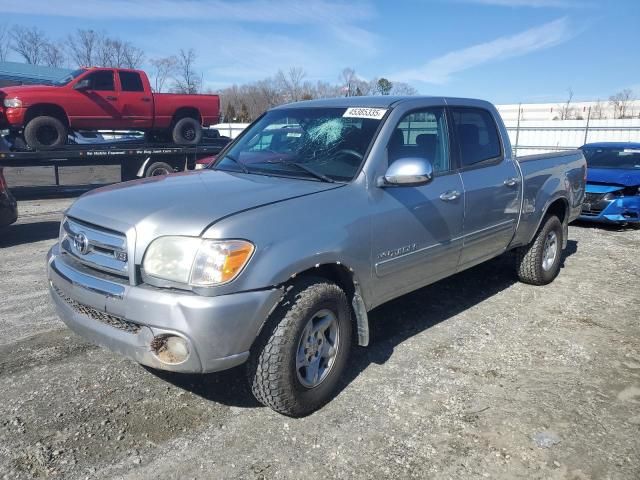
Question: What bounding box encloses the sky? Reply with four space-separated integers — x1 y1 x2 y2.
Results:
0 0 638 104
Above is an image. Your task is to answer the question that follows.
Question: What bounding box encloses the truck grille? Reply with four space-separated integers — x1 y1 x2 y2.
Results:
53 285 141 334
60 217 129 279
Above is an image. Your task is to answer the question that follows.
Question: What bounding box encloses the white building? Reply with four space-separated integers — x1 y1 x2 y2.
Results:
496 100 640 122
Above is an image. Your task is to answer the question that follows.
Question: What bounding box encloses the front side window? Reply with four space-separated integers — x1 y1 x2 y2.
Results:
119 71 144 92
214 107 384 182
450 107 502 167
387 107 450 174
85 71 115 91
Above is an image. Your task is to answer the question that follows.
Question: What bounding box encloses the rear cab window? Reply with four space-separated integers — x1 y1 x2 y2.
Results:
118 71 144 92
450 107 502 168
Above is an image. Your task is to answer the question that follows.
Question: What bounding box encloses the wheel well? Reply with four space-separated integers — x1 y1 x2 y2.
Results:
291 263 370 346
24 104 69 127
545 198 569 225
171 107 201 125
295 263 355 300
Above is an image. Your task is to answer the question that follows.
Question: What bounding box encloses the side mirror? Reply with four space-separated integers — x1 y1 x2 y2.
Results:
73 79 90 90
377 157 434 187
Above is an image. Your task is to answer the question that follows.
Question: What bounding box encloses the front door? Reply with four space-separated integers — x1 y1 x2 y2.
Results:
370 107 465 304
449 107 521 269
68 70 125 129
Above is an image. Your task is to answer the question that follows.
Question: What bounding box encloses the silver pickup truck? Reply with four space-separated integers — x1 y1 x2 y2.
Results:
48 96 586 416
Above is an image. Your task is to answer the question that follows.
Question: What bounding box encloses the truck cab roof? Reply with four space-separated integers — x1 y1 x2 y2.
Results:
273 96 496 110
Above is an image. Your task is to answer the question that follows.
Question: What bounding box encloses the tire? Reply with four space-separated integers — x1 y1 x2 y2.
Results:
144 161 174 177
171 117 202 145
247 277 353 417
515 215 564 285
23 116 67 150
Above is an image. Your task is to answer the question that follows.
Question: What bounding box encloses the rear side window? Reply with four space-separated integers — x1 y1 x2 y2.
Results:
85 71 114 91
450 107 502 167
119 71 144 92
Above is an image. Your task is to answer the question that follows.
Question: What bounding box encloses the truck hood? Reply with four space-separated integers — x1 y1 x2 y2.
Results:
0 84 55 96
67 170 342 262
587 168 640 187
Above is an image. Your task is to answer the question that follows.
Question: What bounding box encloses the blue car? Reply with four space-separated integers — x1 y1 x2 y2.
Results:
579 142 640 226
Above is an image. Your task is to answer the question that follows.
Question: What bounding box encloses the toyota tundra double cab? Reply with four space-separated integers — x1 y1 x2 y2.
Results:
48 96 586 416
0 67 220 150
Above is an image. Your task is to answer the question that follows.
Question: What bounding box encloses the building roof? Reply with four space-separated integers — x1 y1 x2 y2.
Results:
0 61 73 85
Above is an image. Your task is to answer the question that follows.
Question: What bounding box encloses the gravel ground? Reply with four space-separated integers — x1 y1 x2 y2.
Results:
0 198 639 480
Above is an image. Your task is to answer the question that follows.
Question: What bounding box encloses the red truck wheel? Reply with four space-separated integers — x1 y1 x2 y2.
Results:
24 116 67 150
172 117 202 145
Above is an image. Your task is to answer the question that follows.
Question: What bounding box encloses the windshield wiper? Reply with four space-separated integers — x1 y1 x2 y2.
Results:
217 154 249 173
265 159 335 183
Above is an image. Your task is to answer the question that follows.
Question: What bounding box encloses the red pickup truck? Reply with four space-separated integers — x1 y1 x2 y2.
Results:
0 67 220 150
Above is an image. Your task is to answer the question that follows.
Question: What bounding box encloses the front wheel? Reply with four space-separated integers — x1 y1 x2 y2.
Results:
23 116 67 150
246 277 352 417
515 215 564 285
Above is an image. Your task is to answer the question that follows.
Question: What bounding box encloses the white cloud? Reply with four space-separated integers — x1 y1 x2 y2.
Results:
0 0 374 24
392 17 575 84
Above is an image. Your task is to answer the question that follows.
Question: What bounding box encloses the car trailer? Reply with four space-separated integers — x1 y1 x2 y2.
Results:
0 137 229 197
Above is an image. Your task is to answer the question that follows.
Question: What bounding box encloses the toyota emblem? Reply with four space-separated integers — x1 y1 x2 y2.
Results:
73 232 90 255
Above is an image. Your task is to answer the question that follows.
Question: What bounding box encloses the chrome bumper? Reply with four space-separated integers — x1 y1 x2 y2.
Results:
47 244 283 373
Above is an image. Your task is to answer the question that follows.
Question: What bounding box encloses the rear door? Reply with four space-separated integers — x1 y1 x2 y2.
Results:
68 70 125 129
370 106 465 303
117 71 153 129
450 106 521 270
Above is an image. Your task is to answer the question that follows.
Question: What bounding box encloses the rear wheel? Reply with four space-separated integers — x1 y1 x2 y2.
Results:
247 277 352 417
145 161 174 177
171 117 202 145
23 116 67 150
515 215 563 285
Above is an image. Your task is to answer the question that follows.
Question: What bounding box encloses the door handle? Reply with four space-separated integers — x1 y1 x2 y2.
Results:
439 190 461 201
503 177 519 187
141 97 151 102
106 96 117 101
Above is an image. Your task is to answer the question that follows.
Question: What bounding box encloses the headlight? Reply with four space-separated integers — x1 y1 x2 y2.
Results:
3 98 22 108
143 237 254 286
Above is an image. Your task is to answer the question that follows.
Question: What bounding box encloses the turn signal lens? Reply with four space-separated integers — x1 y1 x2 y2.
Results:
190 240 254 286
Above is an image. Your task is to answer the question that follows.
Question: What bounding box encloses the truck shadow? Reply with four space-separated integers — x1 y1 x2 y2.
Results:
0 220 61 247
154 241 578 412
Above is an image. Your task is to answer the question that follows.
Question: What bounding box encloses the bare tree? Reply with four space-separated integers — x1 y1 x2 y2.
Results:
10 25 48 64
390 82 417 96
591 100 606 120
609 89 634 119
43 42 66 68
276 67 306 102
150 56 178 92
0 24 11 62
122 43 144 69
66 29 102 66
340 67 357 96
555 88 576 120
171 48 201 94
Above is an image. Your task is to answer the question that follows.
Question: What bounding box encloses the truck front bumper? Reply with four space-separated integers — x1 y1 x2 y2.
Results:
47 244 283 373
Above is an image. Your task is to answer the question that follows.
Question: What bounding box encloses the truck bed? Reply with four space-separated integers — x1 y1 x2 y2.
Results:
511 149 586 248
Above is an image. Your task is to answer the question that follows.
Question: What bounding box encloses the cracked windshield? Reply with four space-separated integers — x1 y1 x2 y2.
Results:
214 107 385 182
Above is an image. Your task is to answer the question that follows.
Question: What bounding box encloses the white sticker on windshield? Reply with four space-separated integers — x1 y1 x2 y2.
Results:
343 107 388 119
